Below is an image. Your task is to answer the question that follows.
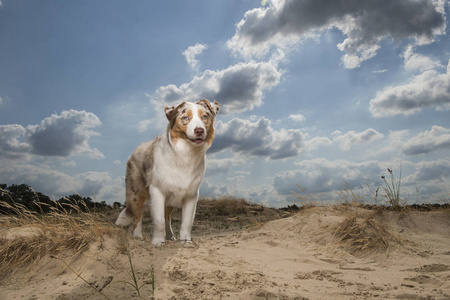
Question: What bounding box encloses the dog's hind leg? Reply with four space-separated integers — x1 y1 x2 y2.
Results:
115 207 133 227
131 189 148 239
165 206 176 241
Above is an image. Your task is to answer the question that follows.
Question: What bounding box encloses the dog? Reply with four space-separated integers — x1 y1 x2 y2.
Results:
115 99 220 246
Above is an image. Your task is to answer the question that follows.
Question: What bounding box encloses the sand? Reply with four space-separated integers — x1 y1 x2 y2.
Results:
1 206 449 299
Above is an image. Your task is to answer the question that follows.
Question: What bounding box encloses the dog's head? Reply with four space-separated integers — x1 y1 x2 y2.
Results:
164 99 220 148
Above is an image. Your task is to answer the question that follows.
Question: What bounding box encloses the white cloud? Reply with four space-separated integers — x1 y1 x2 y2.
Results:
401 126 450 156
113 160 121 165
0 124 31 159
228 0 446 68
288 113 305 123
273 158 384 195
182 43 208 71
403 45 444 72
0 110 104 160
333 128 384 151
370 59 450 117
153 61 282 114
138 119 153 132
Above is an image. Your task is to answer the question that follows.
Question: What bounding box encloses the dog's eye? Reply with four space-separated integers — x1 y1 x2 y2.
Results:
201 115 208 120
183 116 189 121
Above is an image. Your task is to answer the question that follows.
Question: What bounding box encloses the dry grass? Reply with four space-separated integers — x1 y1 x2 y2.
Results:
0 199 120 279
321 207 408 257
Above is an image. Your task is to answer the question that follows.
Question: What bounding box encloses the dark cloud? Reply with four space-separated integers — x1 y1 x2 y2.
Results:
229 0 445 67
402 126 450 155
210 117 306 160
153 61 281 114
409 160 450 182
0 110 103 160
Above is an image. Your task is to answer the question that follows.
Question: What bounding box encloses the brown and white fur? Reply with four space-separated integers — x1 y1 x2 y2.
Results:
115 99 219 246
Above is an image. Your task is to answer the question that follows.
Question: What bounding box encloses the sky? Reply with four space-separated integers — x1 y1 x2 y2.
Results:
1 0 450 207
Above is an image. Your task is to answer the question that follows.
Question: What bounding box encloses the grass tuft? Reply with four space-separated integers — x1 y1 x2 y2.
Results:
328 209 406 257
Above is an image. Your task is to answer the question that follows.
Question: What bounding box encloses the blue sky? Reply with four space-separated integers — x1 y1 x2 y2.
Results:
1 0 449 207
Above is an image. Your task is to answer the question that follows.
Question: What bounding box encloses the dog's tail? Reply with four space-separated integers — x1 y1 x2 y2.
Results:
115 207 133 227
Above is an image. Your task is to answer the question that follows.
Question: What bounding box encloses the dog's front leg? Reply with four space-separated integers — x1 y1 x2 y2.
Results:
149 185 166 246
179 194 198 243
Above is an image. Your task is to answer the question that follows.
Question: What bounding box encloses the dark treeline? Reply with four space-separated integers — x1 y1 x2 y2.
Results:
0 183 122 215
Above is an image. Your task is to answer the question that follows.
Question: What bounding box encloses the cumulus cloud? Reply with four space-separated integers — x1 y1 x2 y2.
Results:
370 59 450 117
210 117 331 160
0 110 104 160
333 128 384 150
273 158 384 195
153 61 282 114
210 117 306 160
0 124 31 159
401 126 450 156
407 159 450 182
228 0 445 68
182 43 208 71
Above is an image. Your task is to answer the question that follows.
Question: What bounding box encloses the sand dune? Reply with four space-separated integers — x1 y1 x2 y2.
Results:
1 205 449 299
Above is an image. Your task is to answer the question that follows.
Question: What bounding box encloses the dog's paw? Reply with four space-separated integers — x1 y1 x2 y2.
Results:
133 232 143 240
179 239 192 244
151 237 165 247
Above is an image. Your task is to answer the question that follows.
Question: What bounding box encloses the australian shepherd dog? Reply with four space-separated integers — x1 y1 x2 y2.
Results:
115 99 220 246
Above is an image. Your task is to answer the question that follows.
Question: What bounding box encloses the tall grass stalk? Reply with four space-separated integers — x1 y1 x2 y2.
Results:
115 251 154 297
381 167 402 209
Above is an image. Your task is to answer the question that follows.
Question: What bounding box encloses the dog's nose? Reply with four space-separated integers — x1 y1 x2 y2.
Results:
194 127 204 137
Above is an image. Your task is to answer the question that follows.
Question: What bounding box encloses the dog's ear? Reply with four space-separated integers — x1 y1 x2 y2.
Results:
197 99 220 116
164 105 177 122
164 102 186 123
211 100 220 115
